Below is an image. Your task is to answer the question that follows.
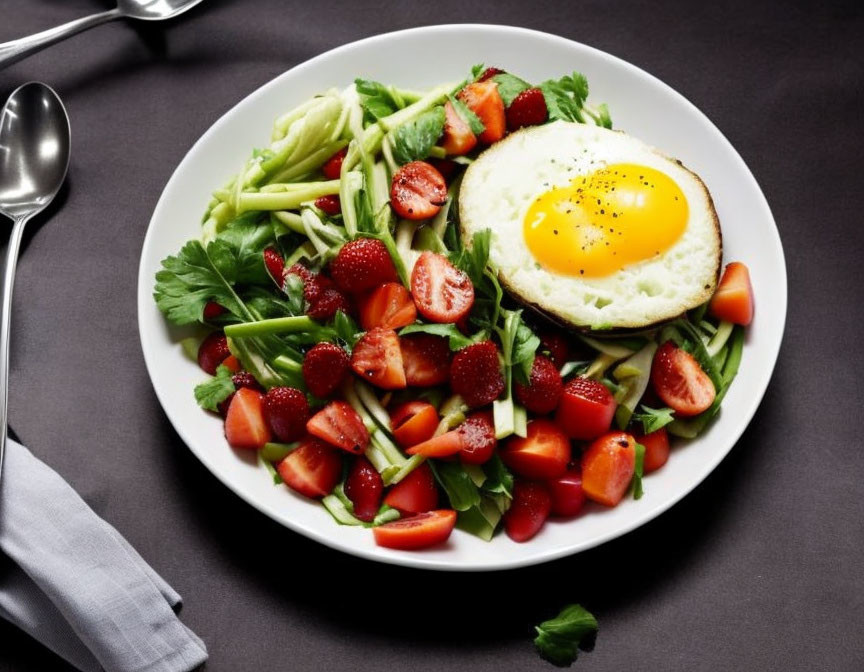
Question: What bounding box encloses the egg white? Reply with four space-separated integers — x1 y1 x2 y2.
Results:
458 121 722 330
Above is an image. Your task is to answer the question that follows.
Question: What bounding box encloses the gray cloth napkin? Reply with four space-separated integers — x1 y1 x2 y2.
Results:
0 438 207 672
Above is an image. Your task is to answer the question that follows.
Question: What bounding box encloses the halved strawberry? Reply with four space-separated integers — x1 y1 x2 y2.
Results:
442 100 477 156
350 328 407 390
314 194 341 216
506 87 548 131
458 411 496 465
330 238 398 294
198 331 231 375
457 81 505 144
651 342 716 417
306 400 370 454
500 418 570 479
410 252 474 324
202 301 225 321
449 341 504 408
384 462 439 515
390 161 448 220
514 355 563 414
322 147 348 180
302 342 350 398
710 261 754 325
400 333 451 386
263 247 285 284
225 388 272 450
390 401 439 448
263 387 309 443
344 456 383 522
359 282 417 331
277 437 342 498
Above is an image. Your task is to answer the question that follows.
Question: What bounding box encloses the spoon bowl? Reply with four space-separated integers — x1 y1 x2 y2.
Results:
117 0 204 21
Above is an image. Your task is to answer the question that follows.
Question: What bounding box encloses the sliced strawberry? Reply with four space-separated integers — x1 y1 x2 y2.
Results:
410 251 474 324
547 469 586 517
306 400 370 454
634 427 670 474
506 87 548 131
581 431 636 507
359 282 417 331
457 81 505 144
504 481 552 543
514 355 563 414
458 412 496 465
202 301 225 321
277 437 342 498
198 331 231 375
450 341 504 408
344 456 383 522
221 355 241 374
224 388 271 450
263 387 309 443
555 376 617 440
263 247 285 284
390 401 439 448
500 418 570 479
330 238 398 294
373 510 456 550
405 430 464 457
710 261 754 325
384 463 439 515
390 161 448 220
442 100 477 156
321 147 348 180
314 194 341 216
350 328 407 390
477 67 505 82
302 342 350 398
400 334 451 387
651 342 716 417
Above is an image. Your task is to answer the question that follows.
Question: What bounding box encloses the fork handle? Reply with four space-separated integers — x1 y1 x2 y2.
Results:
0 8 122 70
0 215 30 483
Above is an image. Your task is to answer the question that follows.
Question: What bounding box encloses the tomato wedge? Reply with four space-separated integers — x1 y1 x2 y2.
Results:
581 432 636 507
457 81 505 144
441 100 477 156
390 401 439 448
405 430 464 457
359 282 417 331
400 333 451 386
224 388 271 450
306 401 370 454
384 463 439 515
277 437 342 498
651 341 716 416
410 251 475 324
710 261 754 325
634 427 670 474
500 418 571 479
350 327 407 390
390 161 447 220
373 510 457 550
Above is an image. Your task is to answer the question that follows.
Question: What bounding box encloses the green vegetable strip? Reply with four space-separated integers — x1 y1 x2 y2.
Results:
272 210 305 235
237 181 340 213
268 139 347 184
225 316 317 339
706 320 734 357
355 382 395 436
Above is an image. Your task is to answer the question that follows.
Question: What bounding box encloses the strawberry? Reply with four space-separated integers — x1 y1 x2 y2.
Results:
224 388 271 450
221 355 241 373
202 301 225 321
450 341 505 408
506 87 547 131
330 238 398 294
232 371 263 392
277 437 342 498
441 101 477 156
285 262 316 289
428 158 460 182
263 387 310 442
477 67 504 82
538 329 571 368
457 81 505 144
302 342 350 398
314 194 341 216
306 401 370 454
514 355 563 414
287 266 352 322
321 147 348 180
263 247 285 284
390 161 448 220
351 328 407 390
344 456 383 522
399 334 451 386
458 411 496 465
504 480 552 542
198 332 231 375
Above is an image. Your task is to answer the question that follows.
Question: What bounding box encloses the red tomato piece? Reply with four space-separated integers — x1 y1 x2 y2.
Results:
651 341 716 417
373 510 457 550
504 481 552 543
390 161 447 220
634 427 670 474
350 328 407 390
405 430 464 457
500 418 571 479
277 437 342 498
710 261 754 325
458 411 497 465
390 401 439 448
359 282 417 331
547 469 586 517
384 463 439 515
306 400 370 454
581 431 637 507
457 81 506 144
442 100 477 156
224 388 271 450
410 251 475 324
555 376 616 440
400 333 451 386
344 456 383 522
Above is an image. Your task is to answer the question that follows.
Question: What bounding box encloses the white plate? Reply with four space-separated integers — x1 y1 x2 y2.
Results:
137 25 786 571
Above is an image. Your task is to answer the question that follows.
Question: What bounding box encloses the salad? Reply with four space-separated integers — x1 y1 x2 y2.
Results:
154 64 754 551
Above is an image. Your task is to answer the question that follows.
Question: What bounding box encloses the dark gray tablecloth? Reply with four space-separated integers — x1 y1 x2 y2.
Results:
1 1 862 670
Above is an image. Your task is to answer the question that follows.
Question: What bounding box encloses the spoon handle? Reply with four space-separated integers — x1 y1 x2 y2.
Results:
0 8 122 70
0 215 28 482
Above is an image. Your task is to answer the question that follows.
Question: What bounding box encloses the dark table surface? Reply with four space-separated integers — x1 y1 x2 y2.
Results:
1 1 863 670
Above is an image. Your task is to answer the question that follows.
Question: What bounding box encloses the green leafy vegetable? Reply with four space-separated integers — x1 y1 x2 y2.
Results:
512 318 541 385
470 63 486 79
193 364 235 412
399 322 473 350
214 212 275 285
390 106 446 164
355 78 402 124
447 94 485 135
491 72 531 106
430 461 481 511
332 310 362 347
633 442 645 500
633 406 676 434
482 455 514 497
534 604 598 667
539 72 590 124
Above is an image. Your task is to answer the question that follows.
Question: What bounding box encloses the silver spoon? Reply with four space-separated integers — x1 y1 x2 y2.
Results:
0 83 70 482
0 0 204 70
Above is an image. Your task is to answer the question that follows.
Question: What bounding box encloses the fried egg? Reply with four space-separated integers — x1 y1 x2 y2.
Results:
459 121 721 330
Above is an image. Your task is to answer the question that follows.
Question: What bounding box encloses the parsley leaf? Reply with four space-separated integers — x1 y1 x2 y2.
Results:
451 228 491 287
482 455 513 498
539 72 591 124
491 72 531 106
193 364 235 412
534 604 598 667
399 322 473 350
390 106 446 165
448 94 485 135
512 318 541 385
633 405 675 434
215 212 275 285
633 442 645 500
470 63 486 79
354 78 402 124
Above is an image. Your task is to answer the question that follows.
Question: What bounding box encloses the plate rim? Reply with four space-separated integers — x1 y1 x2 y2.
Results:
137 23 787 571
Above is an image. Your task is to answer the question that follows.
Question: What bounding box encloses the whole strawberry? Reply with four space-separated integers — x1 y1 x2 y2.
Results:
330 238 398 294
450 341 505 408
198 332 230 375
263 247 285 284
514 355 563 414
303 343 350 398
263 387 309 442
506 87 548 131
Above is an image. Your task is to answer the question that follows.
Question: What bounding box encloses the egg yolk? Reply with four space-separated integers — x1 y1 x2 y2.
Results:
523 163 688 277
